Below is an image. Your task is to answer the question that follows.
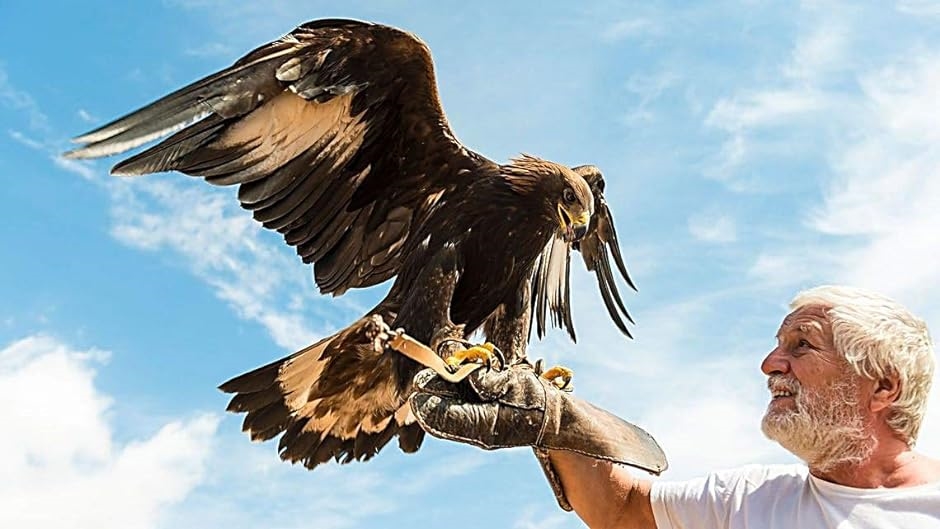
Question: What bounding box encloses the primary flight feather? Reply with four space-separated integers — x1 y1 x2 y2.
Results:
66 18 636 470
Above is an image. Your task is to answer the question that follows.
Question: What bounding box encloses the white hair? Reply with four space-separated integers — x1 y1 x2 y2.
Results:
790 285 935 446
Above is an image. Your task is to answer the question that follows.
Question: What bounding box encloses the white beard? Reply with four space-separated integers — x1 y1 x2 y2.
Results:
761 373 876 473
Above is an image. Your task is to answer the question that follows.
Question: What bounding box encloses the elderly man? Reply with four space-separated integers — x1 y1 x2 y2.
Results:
410 285 940 528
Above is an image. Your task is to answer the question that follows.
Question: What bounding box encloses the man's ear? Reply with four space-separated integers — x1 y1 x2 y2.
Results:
870 375 901 413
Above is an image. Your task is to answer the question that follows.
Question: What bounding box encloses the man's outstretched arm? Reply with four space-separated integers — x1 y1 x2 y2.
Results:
408 365 666 527
549 449 656 529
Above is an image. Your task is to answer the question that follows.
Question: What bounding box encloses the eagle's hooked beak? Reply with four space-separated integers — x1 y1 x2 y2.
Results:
558 205 590 243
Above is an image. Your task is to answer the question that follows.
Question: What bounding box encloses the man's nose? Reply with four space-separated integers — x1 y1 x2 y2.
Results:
761 346 790 376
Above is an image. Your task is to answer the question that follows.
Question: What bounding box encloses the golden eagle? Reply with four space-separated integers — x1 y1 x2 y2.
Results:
65 19 635 470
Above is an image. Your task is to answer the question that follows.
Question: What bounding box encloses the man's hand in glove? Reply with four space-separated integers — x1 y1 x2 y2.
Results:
408 362 667 514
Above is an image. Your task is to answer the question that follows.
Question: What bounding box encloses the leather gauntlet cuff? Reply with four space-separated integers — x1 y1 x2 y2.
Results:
534 448 573 511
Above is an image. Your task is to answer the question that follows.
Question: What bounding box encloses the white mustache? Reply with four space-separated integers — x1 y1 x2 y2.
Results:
767 374 800 395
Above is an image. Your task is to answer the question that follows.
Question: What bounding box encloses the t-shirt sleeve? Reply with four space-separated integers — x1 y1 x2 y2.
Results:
649 471 743 529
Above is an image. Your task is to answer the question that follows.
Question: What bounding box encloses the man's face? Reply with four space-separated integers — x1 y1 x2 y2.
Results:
760 304 876 471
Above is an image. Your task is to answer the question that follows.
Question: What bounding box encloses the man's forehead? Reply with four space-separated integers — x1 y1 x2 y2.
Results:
777 304 831 335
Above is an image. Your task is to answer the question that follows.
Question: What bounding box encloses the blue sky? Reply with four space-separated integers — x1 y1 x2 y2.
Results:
2 1 940 527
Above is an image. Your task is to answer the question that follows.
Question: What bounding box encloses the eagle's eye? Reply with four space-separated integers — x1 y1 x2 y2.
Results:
563 187 577 205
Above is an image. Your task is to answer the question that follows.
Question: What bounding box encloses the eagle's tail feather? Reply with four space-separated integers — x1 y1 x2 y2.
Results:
219 315 418 470
397 423 426 453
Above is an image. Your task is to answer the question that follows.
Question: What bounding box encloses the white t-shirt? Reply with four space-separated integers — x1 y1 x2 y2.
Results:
650 464 940 529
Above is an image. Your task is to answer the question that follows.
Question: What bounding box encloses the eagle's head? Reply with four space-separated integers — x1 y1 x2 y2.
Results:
503 154 594 243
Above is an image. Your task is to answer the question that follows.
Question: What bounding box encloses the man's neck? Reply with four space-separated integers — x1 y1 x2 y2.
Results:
810 437 940 488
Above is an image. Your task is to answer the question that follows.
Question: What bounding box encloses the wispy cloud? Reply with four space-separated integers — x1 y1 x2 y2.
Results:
622 70 680 126
896 0 940 17
602 18 659 42
811 54 940 301
782 19 852 81
8 129 45 150
0 335 218 529
701 4 940 305
700 6 857 187
704 88 826 183
108 177 325 350
688 209 737 243
512 504 575 529
77 109 98 123
53 156 97 181
747 251 825 290
184 42 233 58
0 67 50 133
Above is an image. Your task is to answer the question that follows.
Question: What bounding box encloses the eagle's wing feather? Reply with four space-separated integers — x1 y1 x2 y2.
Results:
66 18 491 295
530 165 636 341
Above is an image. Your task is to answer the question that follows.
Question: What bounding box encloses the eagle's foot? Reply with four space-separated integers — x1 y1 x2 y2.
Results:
540 365 574 392
444 342 501 372
362 314 395 353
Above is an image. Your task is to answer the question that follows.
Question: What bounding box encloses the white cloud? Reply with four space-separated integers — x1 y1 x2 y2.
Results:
747 251 822 289
810 54 940 300
53 155 98 181
108 177 324 350
896 0 940 17
0 332 487 529
184 42 233 58
704 9 940 304
0 335 218 529
162 432 495 529
0 67 50 133
702 8 854 184
622 71 680 125
706 89 824 133
10 130 98 182
783 20 851 81
77 108 98 123
704 89 825 182
602 18 659 42
513 504 576 529
688 210 737 243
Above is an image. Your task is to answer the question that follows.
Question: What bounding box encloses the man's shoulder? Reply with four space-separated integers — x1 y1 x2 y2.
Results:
716 463 808 487
652 463 809 500
689 463 809 499
650 463 812 529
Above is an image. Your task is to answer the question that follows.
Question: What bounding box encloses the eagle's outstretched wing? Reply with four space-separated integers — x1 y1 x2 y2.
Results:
530 165 636 341
66 18 492 296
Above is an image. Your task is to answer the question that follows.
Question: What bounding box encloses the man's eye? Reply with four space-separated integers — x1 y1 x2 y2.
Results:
798 339 811 348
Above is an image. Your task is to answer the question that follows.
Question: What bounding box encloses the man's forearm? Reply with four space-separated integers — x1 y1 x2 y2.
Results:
548 450 656 529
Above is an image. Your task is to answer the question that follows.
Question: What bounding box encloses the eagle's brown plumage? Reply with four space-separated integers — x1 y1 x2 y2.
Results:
65 18 636 470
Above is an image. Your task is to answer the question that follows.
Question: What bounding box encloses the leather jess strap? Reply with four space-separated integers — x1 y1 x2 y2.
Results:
387 331 483 383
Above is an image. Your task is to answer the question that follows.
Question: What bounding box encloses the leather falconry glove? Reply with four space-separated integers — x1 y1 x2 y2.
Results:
409 364 668 511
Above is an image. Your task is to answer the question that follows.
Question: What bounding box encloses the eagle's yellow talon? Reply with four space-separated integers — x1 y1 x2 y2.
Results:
445 342 498 370
541 365 574 391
